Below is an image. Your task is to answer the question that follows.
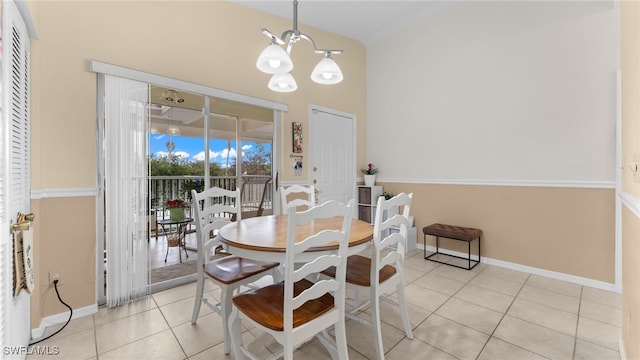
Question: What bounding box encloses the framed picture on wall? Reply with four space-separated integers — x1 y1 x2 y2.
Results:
292 122 303 153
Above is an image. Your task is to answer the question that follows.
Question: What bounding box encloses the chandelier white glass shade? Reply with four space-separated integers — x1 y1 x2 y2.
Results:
256 43 293 74
257 0 343 92
311 53 343 84
268 72 298 92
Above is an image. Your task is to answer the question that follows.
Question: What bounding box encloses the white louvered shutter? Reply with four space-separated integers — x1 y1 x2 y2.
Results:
1 0 31 356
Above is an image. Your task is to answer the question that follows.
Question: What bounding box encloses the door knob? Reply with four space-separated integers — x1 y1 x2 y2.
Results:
313 179 317 184
11 221 30 232
313 166 317 172
11 212 34 232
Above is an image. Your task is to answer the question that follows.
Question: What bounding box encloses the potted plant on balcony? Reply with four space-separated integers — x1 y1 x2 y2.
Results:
361 163 378 186
166 198 189 221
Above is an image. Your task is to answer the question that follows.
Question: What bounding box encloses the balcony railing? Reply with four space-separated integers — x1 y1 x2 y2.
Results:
149 175 273 218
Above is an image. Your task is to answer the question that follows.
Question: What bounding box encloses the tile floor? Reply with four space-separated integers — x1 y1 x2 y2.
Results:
26 250 622 360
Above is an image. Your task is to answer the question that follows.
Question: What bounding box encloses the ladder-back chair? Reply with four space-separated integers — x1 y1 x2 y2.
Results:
190 186 279 354
228 199 354 360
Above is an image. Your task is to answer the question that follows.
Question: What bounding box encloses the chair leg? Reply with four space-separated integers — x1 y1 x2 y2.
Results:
228 307 244 360
334 318 349 360
221 285 234 355
370 288 385 360
191 275 204 324
283 339 294 360
396 282 414 339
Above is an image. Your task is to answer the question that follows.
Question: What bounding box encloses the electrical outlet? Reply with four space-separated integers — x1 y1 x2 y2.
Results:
49 272 62 286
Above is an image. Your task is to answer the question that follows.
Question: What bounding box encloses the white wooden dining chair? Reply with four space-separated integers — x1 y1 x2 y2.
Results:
228 199 354 360
323 192 414 360
279 184 315 214
190 186 279 355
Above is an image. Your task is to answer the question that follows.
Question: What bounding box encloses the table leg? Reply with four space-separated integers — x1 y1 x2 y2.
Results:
179 224 189 262
161 223 170 262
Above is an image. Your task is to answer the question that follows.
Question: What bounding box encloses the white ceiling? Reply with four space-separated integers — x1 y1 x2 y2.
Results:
233 1 456 45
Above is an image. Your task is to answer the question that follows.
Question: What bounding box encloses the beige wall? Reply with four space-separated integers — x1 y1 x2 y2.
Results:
381 182 615 282
621 2 640 359
27 0 366 327
30 197 96 328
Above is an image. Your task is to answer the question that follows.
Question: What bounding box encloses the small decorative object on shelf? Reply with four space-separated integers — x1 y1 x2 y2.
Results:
361 162 378 186
166 198 189 221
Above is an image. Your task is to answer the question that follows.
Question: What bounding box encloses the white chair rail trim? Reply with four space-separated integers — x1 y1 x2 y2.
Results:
620 190 640 218
378 178 615 189
31 188 99 199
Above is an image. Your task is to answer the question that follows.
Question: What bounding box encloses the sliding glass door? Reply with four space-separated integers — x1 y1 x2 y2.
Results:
92 60 285 304
147 92 275 288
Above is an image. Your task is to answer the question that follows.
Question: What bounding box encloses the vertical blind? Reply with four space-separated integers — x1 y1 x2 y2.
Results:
104 75 149 307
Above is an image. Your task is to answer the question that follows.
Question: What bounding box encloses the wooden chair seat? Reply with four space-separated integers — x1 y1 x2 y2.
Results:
322 255 397 287
204 256 279 285
232 279 334 331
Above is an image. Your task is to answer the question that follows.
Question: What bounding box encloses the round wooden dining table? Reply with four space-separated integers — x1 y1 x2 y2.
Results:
218 214 374 263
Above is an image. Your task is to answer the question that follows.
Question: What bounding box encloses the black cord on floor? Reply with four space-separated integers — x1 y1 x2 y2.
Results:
28 279 73 346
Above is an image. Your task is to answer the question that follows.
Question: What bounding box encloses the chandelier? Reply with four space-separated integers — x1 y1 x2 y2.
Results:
256 0 343 92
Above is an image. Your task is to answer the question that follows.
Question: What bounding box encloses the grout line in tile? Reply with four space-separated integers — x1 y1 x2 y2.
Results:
473 272 531 360
572 286 584 360
576 314 623 329
155 294 190 359
523 276 582 300
93 305 175 358
399 264 511 360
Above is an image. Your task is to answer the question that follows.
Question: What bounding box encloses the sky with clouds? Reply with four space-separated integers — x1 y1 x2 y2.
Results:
150 134 266 167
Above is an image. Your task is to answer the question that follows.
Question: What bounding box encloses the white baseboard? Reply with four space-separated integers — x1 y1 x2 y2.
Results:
619 339 627 360
31 303 98 340
421 244 618 293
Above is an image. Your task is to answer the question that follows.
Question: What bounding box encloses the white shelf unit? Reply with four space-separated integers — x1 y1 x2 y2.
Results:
382 206 417 252
357 185 383 224
387 226 418 252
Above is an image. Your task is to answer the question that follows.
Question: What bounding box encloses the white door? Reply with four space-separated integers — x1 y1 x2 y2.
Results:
309 106 356 204
1 0 32 350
